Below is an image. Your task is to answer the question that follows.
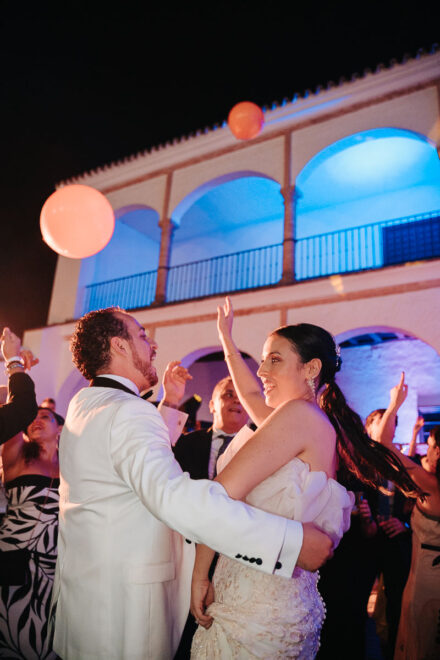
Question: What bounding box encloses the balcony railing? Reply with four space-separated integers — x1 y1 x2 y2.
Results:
295 210 440 280
166 243 283 302
83 210 440 314
83 269 157 313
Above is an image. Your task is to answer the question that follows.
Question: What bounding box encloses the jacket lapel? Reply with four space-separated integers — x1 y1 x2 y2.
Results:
90 377 138 397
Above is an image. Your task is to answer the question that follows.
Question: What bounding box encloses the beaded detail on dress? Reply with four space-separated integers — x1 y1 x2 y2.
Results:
192 555 325 659
191 434 353 659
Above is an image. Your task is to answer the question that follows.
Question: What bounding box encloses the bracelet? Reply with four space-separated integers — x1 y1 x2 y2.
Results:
5 356 24 368
5 361 25 373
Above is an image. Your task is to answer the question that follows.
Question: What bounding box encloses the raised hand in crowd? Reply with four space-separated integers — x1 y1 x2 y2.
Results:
160 360 193 408
0 328 38 444
1 328 39 373
408 415 424 459
375 371 407 445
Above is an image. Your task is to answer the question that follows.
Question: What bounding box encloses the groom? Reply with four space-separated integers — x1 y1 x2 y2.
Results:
52 307 332 660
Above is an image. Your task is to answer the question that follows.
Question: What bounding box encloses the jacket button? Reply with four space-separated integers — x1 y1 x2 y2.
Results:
185 539 192 544
256 558 262 565
249 557 256 563
275 561 282 570
243 555 249 561
235 553 242 559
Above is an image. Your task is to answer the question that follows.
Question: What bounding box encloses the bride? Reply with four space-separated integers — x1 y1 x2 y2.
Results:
190 298 424 659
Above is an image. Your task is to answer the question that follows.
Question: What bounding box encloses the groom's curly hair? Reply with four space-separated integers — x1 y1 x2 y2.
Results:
71 307 130 380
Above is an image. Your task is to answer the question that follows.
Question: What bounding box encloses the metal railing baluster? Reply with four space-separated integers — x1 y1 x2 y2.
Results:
83 211 440 314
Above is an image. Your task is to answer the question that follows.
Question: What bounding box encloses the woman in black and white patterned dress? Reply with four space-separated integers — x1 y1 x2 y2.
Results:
0 407 62 660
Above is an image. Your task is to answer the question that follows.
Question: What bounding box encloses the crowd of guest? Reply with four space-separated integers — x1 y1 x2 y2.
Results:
0 317 439 659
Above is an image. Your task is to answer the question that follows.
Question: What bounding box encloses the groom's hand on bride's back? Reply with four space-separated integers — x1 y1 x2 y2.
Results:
297 523 333 572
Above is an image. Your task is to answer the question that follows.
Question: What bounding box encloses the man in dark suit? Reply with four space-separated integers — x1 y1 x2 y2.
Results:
173 376 249 480
173 376 249 658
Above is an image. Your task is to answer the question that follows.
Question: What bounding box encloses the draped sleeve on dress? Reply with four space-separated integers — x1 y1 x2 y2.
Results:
217 425 354 549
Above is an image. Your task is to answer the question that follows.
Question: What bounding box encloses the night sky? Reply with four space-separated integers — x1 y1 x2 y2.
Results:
0 1 437 337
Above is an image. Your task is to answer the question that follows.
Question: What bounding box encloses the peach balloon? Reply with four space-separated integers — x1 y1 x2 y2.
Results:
228 101 264 140
40 184 115 259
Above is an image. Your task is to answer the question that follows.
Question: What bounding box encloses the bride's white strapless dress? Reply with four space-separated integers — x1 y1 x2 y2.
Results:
191 427 354 659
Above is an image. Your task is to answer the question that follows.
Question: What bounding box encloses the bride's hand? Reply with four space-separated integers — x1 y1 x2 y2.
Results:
190 576 214 629
217 296 234 341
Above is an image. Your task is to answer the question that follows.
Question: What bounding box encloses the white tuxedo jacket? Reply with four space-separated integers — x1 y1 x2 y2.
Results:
53 384 301 659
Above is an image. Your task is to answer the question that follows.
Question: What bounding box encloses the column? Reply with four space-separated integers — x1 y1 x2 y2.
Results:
280 184 299 284
153 216 176 305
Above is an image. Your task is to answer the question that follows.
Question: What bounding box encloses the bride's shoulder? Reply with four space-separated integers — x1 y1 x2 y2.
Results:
274 399 335 436
276 398 323 418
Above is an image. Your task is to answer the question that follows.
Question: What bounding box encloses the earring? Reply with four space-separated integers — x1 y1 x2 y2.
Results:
307 377 316 398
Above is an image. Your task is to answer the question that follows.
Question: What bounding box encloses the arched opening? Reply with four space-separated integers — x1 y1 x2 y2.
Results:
334 325 440 450
173 346 259 426
167 173 284 301
295 128 440 279
79 205 160 313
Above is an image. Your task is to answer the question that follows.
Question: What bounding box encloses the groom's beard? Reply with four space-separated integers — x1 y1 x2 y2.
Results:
129 341 158 389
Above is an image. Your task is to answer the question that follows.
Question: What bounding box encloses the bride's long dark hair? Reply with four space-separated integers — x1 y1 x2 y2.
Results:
274 324 425 499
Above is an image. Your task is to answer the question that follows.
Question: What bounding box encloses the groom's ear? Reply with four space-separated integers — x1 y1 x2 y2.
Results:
110 335 129 358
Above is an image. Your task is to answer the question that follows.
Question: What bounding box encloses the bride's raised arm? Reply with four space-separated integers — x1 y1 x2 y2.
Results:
218 297 272 426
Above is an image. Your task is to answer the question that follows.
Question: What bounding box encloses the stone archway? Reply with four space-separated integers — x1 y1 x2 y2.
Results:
334 325 440 447
295 127 440 240
169 172 283 266
158 345 259 424
79 204 161 313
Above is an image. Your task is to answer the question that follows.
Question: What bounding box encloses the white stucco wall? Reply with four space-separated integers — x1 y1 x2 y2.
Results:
169 137 285 215
105 175 167 216
20 259 440 429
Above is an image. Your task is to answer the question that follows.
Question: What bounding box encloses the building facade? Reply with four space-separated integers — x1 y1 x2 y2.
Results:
13 49 440 444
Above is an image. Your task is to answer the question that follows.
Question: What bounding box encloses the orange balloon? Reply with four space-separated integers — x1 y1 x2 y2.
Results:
40 184 115 259
228 101 264 140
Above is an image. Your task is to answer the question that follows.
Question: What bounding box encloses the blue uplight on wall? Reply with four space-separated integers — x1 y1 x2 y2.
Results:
296 128 440 238
298 128 440 209
81 128 440 311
